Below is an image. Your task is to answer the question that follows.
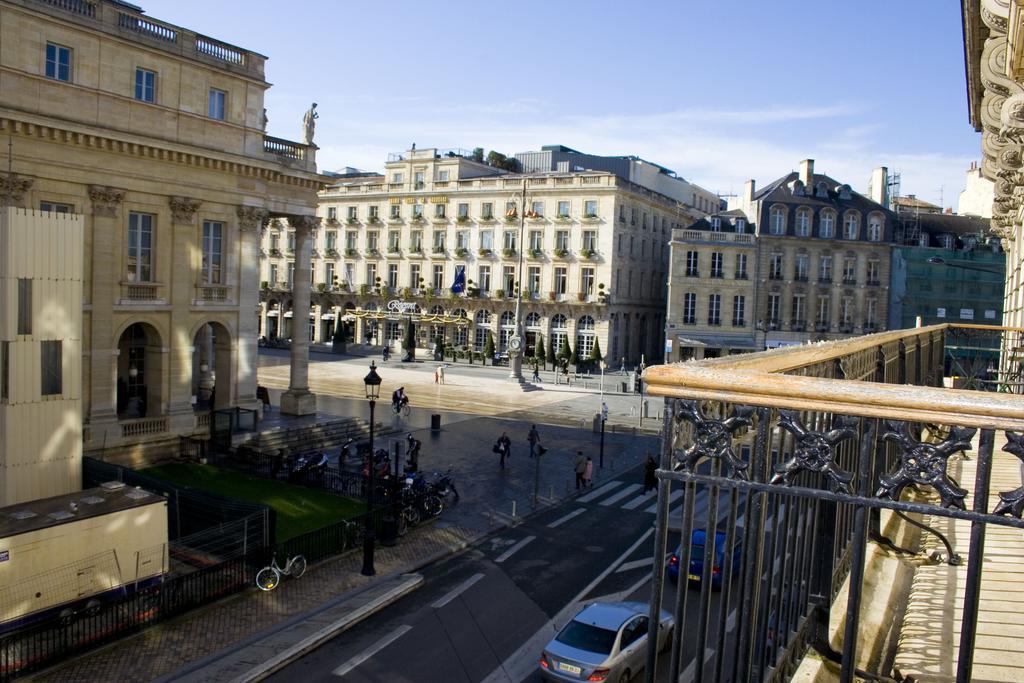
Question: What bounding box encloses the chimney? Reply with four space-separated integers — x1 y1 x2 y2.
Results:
744 179 756 203
868 167 888 206
799 159 814 186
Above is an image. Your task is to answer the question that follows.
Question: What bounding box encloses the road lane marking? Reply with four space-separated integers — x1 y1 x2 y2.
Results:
481 527 655 683
644 488 684 514
622 490 656 510
600 483 642 506
332 624 412 677
495 535 536 563
431 573 485 609
678 607 737 681
577 480 623 503
615 557 654 573
548 508 586 528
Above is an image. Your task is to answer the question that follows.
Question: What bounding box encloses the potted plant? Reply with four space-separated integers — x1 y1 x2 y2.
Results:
269 247 282 257
483 331 495 365
495 289 505 299
455 247 468 257
316 282 328 293
597 283 607 303
554 248 568 258
433 245 445 254
456 215 470 224
548 291 557 301
502 247 516 258
580 249 594 259
478 248 492 257
402 319 416 361
368 215 380 224
557 213 571 221
345 247 358 257
402 287 412 299
388 245 401 254
530 248 543 258
325 247 339 258
346 217 358 225
577 292 586 302
260 281 269 290
504 215 518 224
583 212 598 219
359 284 370 295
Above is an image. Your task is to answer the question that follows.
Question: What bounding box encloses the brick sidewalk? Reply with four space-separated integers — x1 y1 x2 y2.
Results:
34 523 479 683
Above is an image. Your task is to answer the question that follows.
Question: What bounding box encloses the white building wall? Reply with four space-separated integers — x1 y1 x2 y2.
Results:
957 162 994 218
0 208 84 506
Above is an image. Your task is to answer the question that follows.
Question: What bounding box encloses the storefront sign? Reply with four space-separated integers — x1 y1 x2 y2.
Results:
387 300 418 314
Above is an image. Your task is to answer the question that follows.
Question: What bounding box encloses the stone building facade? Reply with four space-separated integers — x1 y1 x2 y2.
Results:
258 147 710 367
0 0 323 467
667 159 896 358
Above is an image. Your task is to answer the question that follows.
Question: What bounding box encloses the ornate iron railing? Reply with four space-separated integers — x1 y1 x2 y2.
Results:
641 324 1024 683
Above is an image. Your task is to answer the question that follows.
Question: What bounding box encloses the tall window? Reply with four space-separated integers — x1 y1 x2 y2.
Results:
769 253 783 280
710 217 721 231
767 294 781 325
820 255 833 282
735 218 746 234
208 88 226 120
843 256 857 283
580 267 595 295
414 171 424 189
841 297 855 325
795 208 811 237
792 295 806 324
478 265 491 291
45 43 71 82
388 263 399 288
820 210 835 238
555 230 570 251
457 203 469 219
683 293 696 325
434 203 446 218
366 263 377 286
41 341 62 396
867 214 883 242
367 231 379 252
867 259 880 284
433 264 444 290
584 200 598 217
530 201 544 218
410 263 421 288
481 202 494 220
529 230 543 251
18 279 32 335
685 251 699 277
816 296 830 328
412 204 423 219
388 230 400 251
389 204 401 219
325 262 335 287
410 230 423 252
866 299 878 327
480 230 493 251
554 267 567 294
135 68 156 102
558 200 570 217
528 266 541 293
735 253 748 279
770 206 786 234
582 230 597 252
432 230 446 250
269 264 278 286
794 253 809 281
438 170 450 182
201 220 223 284
502 266 516 293
710 252 723 278
128 212 154 282
708 294 721 326
843 212 860 239
456 230 469 250
732 295 746 327
503 230 517 251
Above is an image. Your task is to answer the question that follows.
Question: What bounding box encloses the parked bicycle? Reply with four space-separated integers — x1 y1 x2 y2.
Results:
255 553 307 591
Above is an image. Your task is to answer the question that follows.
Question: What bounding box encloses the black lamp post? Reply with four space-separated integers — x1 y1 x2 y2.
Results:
361 361 382 576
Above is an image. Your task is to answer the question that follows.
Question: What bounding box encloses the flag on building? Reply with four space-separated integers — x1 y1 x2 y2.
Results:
451 265 466 294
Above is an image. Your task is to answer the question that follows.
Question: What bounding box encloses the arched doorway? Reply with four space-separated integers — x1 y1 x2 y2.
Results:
191 322 233 410
116 322 164 419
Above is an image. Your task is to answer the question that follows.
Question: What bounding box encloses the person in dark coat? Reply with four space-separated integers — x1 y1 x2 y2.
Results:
643 454 658 493
495 432 512 469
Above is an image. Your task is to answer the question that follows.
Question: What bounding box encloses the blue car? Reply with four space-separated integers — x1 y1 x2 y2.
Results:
666 529 742 589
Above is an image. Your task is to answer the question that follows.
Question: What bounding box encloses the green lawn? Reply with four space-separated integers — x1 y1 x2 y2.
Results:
140 463 364 541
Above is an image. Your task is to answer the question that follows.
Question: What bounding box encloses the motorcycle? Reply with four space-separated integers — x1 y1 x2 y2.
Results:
289 451 328 481
429 468 459 503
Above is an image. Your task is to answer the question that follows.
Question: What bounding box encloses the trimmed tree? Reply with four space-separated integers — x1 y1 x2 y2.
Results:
434 334 445 361
569 337 580 369
556 338 571 371
587 338 603 373
483 330 495 365
535 334 546 370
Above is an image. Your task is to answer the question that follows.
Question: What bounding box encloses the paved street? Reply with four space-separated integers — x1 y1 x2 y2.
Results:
264 476 740 683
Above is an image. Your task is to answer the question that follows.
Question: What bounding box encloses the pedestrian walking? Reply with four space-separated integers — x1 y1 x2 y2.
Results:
527 425 540 458
439 365 446 385
643 454 657 493
495 432 512 469
562 363 571 386
574 451 587 490
619 357 626 375
434 367 439 384
532 363 541 383
584 456 594 488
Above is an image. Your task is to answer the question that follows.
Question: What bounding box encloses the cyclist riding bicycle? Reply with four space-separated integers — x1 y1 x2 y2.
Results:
392 387 409 413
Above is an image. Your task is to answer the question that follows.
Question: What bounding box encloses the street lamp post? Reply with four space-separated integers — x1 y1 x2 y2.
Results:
361 362 382 576
508 179 528 384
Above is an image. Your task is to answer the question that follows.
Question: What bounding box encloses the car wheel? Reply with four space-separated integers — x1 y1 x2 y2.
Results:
617 668 631 683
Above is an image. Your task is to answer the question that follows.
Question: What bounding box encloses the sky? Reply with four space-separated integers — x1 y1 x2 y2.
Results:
140 0 980 209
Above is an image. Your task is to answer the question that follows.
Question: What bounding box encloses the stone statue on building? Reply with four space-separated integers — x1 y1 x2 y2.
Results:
302 103 318 145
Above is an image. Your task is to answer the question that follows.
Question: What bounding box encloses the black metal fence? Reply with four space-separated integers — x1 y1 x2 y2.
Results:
0 555 253 681
204 447 368 499
642 324 1024 683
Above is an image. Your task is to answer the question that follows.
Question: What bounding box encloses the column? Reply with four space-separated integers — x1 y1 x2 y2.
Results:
237 206 268 411
167 197 202 433
86 186 124 444
281 215 318 415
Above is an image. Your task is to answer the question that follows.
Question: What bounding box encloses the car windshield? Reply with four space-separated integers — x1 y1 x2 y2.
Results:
555 620 618 654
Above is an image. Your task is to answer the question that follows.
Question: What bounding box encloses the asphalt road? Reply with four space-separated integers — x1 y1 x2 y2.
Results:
265 470 741 683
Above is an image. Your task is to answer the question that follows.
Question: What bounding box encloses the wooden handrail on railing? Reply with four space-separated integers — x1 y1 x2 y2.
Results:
643 324 1024 431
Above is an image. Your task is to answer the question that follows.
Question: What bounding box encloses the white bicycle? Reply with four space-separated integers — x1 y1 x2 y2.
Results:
255 553 307 591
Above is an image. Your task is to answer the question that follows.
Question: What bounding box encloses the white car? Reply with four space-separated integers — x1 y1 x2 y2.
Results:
539 601 674 682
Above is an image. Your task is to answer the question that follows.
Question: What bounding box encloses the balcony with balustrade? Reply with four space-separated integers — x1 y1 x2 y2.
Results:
640 323 1024 683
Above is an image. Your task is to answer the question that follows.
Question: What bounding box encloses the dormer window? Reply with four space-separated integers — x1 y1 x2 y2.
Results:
939 234 955 249
769 206 787 235
866 213 883 242
735 218 746 234
710 217 721 231
815 181 829 198
838 184 852 200
792 180 805 196
843 211 860 240
795 208 812 237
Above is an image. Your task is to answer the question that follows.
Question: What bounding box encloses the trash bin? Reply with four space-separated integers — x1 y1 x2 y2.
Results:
380 512 398 547
431 413 441 431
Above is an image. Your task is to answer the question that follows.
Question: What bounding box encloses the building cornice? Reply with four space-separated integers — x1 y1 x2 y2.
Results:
0 115 328 193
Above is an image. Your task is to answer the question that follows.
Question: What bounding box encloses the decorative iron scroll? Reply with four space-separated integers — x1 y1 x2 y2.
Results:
771 412 857 493
994 431 1024 517
878 421 975 509
674 400 753 479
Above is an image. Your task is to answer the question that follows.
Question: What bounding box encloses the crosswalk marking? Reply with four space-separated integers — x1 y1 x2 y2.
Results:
622 489 656 510
644 487 684 514
332 624 412 676
495 535 536 563
600 483 643 506
577 480 623 503
615 557 654 573
548 508 586 528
